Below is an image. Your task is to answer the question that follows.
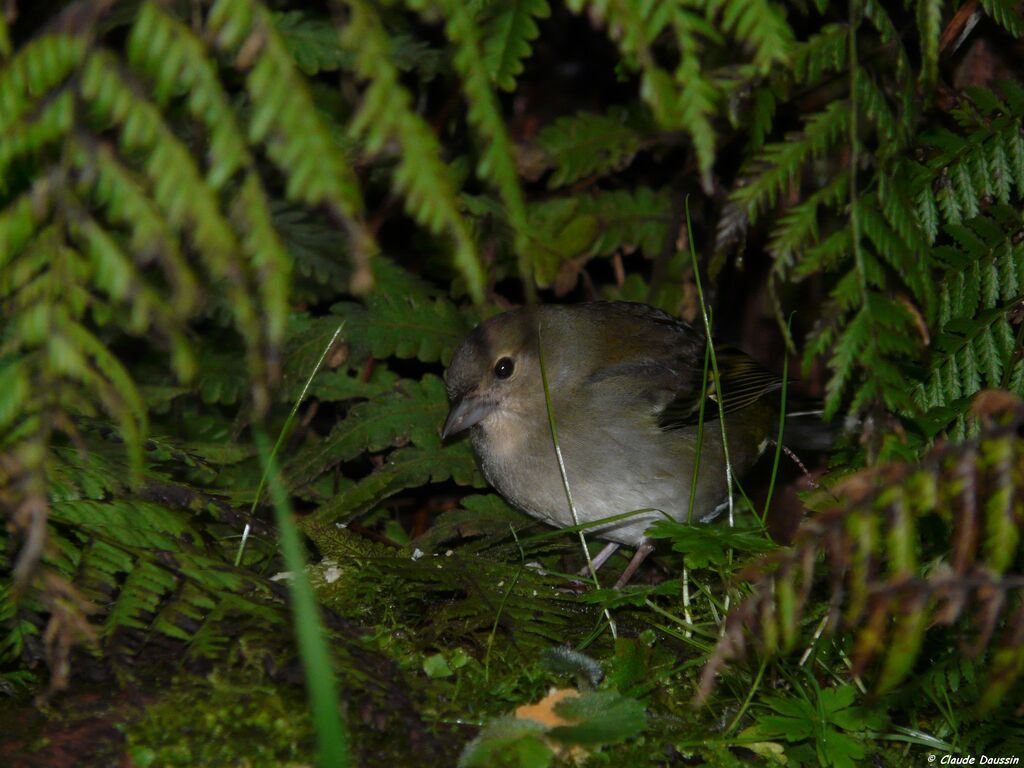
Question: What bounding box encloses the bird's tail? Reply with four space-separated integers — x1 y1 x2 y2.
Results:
780 408 839 453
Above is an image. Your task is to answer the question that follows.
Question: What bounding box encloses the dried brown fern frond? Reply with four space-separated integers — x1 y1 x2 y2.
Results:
700 390 1024 712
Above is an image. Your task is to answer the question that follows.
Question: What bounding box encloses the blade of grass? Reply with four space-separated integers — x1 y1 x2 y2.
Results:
235 321 345 566
685 197 744 616
255 428 348 768
683 341 714 635
685 198 744 527
725 657 767 734
537 322 617 639
687 341 713 524
483 524 525 681
761 315 793 525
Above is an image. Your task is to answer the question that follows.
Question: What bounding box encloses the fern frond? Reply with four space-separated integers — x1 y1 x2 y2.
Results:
71 138 198 319
919 309 1021 413
438 0 535 294
0 34 85 135
285 375 451 490
480 0 550 92
307 443 484 526
525 188 672 287
534 108 647 188
273 10 350 75
566 0 719 189
0 89 75 180
272 203 350 299
231 172 292 349
731 100 850 224
208 0 376 292
983 0 1024 37
768 171 848 270
815 292 921 419
47 495 281 654
332 257 473 364
856 70 904 159
343 0 484 302
917 87 1024 232
703 395 1024 710
128 4 249 188
859 195 931 309
81 50 268 387
792 22 847 84
705 0 794 72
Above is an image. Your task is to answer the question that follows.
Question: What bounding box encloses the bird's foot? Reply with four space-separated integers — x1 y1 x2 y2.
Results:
613 540 655 588
576 542 620 578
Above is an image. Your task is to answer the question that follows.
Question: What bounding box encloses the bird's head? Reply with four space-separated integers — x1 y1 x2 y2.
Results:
441 308 546 441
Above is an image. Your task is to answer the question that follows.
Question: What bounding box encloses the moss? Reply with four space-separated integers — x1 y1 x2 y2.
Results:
123 673 314 768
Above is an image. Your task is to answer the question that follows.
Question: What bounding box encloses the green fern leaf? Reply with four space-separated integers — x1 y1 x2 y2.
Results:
285 375 452 490
0 34 85 135
272 204 350 294
535 108 647 188
792 23 847 84
440 0 535 292
481 0 551 91
129 4 249 189
733 100 849 222
273 10 350 75
343 0 484 301
306 443 484 525
208 0 376 292
332 257 473 364
982 0 1024 38
706 0 794 72
769 172 848 270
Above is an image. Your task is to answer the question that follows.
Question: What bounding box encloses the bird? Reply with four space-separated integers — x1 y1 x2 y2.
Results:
441 301 784 587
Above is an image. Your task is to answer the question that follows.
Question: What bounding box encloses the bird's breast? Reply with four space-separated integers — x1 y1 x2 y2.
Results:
469 409 733 547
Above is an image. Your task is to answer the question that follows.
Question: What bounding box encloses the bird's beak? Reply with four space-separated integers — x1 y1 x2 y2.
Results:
441 393 496 440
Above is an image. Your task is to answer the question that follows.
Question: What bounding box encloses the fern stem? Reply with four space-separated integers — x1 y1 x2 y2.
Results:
848 0 867 306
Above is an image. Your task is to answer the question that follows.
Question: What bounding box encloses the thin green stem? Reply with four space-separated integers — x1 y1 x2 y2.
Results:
254 429 348 768
726 657 768 734
642 598 717 642
536 323 617 639
685 199 738 528
687 341 712 524
235 322 345 567
761 315 793 525
484 525 524 681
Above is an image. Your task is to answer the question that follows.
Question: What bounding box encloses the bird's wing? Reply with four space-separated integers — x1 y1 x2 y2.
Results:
562 303 781 431
657 346 782 430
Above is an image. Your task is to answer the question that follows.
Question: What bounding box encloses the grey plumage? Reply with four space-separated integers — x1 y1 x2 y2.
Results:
442 302 779 579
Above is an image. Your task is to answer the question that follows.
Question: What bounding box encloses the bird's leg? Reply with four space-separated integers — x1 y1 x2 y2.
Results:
578 542 620 578
613 540 655 589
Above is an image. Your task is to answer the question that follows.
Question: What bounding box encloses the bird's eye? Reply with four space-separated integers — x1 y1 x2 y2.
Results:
493 357 514 380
